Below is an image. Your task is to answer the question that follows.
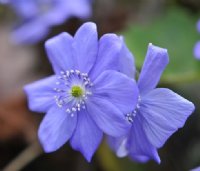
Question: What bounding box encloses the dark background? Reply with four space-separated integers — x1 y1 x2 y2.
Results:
0 0 200 170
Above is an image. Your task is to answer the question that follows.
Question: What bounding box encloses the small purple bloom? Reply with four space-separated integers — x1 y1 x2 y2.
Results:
24 22 139 161
197 20 200 33
109 43 195 163
191 166 200 171
194 20 200 59
1 0 92 44
194 41 200 59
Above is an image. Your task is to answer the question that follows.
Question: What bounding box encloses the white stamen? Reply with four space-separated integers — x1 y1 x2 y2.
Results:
72 107 77 112
75 70 80 75
60 71 65 75
66 71 70 77
66 109 71 113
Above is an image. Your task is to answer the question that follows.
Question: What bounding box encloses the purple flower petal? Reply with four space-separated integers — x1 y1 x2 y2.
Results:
129 154 150 163
89 34 123 79
197 20 200 33
127 116 160 163
87 97 131 137
9 0 38 19
12 18 49 44
45 32 74 74
63 0 91 19
194 41 200 60
108 136 129 157
94 70 139 114
191 166 200 171
137 43 169 95
41 8 70 26
38 106 77 152
70 110 103 162
141 88 195 148
118 36 136 78
73 22 98 73
6 0 92 44
24 76 56 113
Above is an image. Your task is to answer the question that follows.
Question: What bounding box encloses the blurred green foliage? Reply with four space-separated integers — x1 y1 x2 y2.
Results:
97 140 147 171
123 7 200 84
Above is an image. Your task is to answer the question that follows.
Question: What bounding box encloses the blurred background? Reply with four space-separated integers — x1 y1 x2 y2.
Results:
0 0 200 170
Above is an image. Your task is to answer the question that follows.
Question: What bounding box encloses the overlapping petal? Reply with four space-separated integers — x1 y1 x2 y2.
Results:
87 97 130 137
89 34 123 79
45 32 74 74
24 76 56 113
108 136 129 158
129 154 150 163
70 110 103 162
127 116 160 163
38 106 77 152
141 88 195 148
118 36 136 78
94 70 139 114
73 22 98 73
137 43 169 95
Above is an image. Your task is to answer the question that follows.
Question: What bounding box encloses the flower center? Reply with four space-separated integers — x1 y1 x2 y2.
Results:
53 70 93 116
71 86 83 98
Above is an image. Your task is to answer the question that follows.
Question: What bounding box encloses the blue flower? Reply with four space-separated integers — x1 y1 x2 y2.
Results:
1 0 92 44
24 22 139 161
109 43 195 163
194 20 200 59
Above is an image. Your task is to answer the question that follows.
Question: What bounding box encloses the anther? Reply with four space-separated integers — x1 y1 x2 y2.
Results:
60 71 65 75
66 71 70 77
75 70 80 75
82 73 88 77
84 81 89 86
72 107 76 112
136 104 140 109
66 109 71 113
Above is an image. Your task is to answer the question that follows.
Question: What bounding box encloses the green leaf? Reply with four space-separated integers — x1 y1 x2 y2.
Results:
123 7 200 84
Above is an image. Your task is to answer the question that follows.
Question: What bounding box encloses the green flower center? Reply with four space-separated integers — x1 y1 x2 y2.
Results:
71 86 83 98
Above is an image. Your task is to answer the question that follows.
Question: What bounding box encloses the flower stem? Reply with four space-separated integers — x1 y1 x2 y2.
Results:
2 140 43 171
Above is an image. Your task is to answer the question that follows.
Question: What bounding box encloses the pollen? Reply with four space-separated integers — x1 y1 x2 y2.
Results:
71 86 83 98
